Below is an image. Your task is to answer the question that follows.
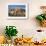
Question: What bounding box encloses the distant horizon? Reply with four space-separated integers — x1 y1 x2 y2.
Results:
8 5 25 9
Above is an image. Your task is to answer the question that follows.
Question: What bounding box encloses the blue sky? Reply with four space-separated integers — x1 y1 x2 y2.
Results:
8 5 25 9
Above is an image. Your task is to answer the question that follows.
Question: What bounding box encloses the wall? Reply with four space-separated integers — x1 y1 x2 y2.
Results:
0 0 46 41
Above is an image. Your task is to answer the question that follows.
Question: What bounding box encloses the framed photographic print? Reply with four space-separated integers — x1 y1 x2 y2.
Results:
7 3 28 19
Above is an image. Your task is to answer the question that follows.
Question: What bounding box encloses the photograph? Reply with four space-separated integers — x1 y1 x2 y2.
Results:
8 3 28 19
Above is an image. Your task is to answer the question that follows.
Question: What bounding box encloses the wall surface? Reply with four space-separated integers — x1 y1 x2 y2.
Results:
0 0 46 41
